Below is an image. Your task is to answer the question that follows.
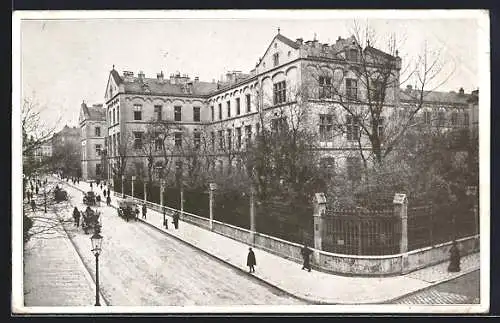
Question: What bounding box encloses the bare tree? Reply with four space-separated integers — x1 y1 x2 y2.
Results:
304 21 455 167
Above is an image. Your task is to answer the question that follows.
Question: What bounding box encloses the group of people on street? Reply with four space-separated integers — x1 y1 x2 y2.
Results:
246 243 313 274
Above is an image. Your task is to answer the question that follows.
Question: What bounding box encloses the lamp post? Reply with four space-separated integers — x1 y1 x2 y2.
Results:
90 228 103 306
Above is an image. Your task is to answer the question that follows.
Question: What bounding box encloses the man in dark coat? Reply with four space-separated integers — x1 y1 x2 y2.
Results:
30 199 36 212
103 188 107 198
448 240 461 272
73 207 80 227
142 204 147 219
173 211 179 229
301 244 312 272
247 247 256 273
135 207 140 221
35 185 39 195
106 195 111 206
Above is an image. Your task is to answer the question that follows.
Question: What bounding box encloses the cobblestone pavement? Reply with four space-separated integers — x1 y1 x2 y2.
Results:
393 270 480 304
23 191 98 306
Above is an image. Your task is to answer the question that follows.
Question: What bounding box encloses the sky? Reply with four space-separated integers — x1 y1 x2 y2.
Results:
17 10 487 132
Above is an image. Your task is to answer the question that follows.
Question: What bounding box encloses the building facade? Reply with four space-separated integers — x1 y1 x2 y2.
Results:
100 31 477 185
79 102 106 180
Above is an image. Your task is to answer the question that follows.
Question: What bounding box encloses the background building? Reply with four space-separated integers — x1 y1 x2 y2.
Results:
79 101 106 180
52 125 81 178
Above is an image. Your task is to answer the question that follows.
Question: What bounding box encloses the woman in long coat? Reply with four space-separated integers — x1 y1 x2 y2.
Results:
448 241 461 272
247 247 256 273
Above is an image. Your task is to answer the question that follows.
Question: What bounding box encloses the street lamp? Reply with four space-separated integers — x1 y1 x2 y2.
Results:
90 229 103 306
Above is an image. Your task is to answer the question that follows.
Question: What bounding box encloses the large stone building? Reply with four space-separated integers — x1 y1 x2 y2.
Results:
100 31 477 185
79 102 106 180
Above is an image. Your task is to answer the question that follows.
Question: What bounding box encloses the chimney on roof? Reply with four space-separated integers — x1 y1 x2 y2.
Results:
157 71 164 82
194 76 199 83
123 71 134 81
296 38 303 45
459 87 465 95
170 73 175 84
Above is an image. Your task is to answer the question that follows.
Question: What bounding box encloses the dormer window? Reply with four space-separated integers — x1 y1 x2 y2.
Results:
273 53 280 67
347 48 359 62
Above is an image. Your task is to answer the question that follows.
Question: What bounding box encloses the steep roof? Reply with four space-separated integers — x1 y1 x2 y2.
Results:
276 33 300 49
110 69 123 85
400 88 471 105
364 46 397 61
87 105 106 121
123 77 218 97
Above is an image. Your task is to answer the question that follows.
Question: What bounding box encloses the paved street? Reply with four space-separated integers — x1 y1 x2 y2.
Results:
60 180 304 306
392 270 480 304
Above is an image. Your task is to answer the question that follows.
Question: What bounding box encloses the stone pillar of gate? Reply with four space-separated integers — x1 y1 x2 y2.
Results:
131 176 136 198
209 183 217 231
144 182 147 202
394 193 408 273
249 186 256 245
313 192 327 266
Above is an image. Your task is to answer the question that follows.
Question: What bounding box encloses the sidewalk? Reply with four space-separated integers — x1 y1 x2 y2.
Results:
23 197 104 306
64 178 481 304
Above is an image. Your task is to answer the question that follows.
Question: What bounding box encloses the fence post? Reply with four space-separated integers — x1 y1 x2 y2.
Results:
131 176 136 198
209 183 217 231
313 193 327 266
394 193 408 273
121 175 125 198
249 186 256 246
160 180 165 208
144 182 147 202
180 186 184 218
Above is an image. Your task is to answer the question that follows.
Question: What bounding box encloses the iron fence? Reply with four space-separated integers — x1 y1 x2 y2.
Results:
256 198 314 246
408 198 478 251
214 190 251 229
322 207 399 255
184 188 209 218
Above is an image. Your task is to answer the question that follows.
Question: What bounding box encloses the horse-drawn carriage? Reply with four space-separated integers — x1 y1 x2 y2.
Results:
117 198 137 222
82 206 101 234
53 185 68 202
83 191 96 206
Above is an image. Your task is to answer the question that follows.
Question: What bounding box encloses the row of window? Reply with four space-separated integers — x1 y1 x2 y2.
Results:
131 104 201 122
211 94 252 122
319 114 383 142
422 110 470 127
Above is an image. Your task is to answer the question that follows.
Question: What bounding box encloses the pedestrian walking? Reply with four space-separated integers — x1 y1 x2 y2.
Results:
35 185 39 195
301 243 312 272
90 182 93 190
142 204 147 219
73 207 80 227
96 195 101 207
163 208 168 229
173 211 179 229
247 247 256 273
103 188 107 198
135 206 140 221
100 183 103 191
106 195 111 206
448 240 461 272
30 199 36 212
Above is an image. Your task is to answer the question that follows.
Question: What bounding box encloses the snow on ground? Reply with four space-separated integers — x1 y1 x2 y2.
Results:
61 182 303 306
23 184 96 306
